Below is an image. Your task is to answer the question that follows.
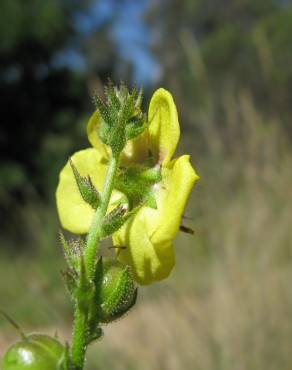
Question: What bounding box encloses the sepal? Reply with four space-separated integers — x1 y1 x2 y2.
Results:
70 159 100 209
61 268 78 296
75 255 95 313
144 193 157 209
61 245 95 312
100 204 132 238
87 327 103 345
93 258 137 323
125 114 147 141
60 343 70 370
115 165 162 208
59 231 84 271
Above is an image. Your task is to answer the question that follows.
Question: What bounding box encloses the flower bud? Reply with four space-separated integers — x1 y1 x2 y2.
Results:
93 84 146 156
2 334 65 370
94 258 137 323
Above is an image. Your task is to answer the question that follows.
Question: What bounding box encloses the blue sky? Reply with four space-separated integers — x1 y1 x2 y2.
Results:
54 0 160 85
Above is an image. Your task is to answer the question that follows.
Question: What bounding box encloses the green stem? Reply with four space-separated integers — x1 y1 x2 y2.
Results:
70 154 119 370
70 307 88 370
84 154 119 281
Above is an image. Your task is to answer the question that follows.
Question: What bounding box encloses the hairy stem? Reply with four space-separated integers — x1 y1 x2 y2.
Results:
70 154 119 369
70 306 88 369
84 154 119 281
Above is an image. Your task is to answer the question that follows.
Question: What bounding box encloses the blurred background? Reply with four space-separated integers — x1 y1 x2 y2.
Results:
1 0 292 369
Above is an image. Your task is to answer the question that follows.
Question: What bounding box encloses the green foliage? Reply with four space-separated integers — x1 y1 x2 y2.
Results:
0 0 65 52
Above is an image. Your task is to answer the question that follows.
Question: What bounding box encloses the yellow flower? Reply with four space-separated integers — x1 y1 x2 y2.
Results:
56 88 199 285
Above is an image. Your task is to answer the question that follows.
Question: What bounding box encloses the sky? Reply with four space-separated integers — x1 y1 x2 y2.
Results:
55 0 161 85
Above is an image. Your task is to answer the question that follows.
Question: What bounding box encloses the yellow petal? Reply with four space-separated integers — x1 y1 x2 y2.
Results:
56 148 108 234
148 88 180 165
87 110 148 165
114 155 198 284
151 155 199 244
113 213 175 285
121 131 149 165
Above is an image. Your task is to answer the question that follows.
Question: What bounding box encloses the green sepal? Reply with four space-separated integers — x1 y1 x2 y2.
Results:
87 327 103 345
125 115 147 141
59 343 70 370
101 287 138 323
110 195 129 208
105 84 121 112
87 257 103 333
115 165 162 209
70 159 100 209
93 258 137 324
145 192 157 209
62 249 95 308
100 281 137 324
137 166 162 182
100 204 130 238
61 268 78 297
59 230 72 266
120 88 146 141
93 94 116 128
59 231 84 272
75 255 95 313
133 88 142 113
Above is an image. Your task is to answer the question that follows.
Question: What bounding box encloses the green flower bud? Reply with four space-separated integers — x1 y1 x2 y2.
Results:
94 258 137 323
93 83 146 156
2 334 65 370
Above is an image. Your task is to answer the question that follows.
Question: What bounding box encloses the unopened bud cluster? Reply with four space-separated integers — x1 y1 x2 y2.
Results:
94 84 146 155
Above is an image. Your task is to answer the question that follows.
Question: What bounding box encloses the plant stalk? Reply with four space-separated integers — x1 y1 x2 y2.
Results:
70 154 119 369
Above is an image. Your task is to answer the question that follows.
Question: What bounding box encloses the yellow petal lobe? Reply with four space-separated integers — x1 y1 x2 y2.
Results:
152 155 199 244
113 214 175 285
87 111 111 159
121 131 149 165
114 155 198 285
56 148 108 234
148 88 180 165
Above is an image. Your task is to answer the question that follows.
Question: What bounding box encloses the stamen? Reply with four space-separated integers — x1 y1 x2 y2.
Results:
180 225 194 235
108 245 127 250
